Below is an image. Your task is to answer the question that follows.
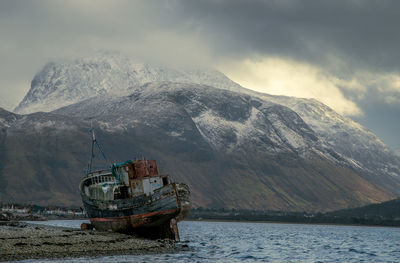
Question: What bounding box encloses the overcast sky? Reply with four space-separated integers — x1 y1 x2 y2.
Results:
0 0 399 150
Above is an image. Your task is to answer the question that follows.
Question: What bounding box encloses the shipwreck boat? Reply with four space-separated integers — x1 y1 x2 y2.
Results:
79 130 190 240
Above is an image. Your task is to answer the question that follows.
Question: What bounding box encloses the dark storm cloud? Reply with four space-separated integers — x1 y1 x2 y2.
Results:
177 0 400 74
0 0 399 149
2 0 400 82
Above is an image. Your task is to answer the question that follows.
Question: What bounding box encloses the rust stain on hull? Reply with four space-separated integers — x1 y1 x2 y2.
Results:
90 208 179 222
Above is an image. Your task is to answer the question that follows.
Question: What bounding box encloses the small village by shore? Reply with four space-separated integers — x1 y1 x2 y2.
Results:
0 203 86 222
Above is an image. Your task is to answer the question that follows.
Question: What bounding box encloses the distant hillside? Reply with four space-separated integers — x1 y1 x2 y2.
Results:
328 198 400 219
188 198 400 227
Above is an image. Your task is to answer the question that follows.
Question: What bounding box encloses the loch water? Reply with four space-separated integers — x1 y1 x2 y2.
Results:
20 220 400 262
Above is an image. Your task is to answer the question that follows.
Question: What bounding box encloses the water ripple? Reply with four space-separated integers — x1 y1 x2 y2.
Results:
22 220 400 263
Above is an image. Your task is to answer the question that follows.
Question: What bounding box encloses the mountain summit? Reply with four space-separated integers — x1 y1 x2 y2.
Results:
14 53 241 114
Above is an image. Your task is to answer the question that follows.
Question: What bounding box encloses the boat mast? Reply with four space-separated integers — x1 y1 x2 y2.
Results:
89 127 96 172
88 120 96 174
86 119 109 176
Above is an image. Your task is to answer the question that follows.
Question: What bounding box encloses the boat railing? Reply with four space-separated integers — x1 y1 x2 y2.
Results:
87 169 111 177
89 174 118 186
81 174 122 201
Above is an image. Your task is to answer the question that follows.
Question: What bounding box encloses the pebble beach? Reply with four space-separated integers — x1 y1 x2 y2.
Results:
0 222 180 262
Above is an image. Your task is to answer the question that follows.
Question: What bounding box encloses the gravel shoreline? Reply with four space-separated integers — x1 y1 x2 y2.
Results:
0 221 183 262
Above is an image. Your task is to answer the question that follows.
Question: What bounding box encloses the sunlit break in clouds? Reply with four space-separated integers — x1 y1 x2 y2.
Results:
221 58 363 117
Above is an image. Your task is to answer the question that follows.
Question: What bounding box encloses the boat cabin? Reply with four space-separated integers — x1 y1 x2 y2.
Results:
81 159 170 201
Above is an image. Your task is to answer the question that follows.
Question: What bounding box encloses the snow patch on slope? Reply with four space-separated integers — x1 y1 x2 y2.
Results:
192 105 311 153
266 111 308 150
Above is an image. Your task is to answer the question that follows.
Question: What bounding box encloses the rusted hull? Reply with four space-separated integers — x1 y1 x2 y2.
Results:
89 209 179 238
81 183 190 238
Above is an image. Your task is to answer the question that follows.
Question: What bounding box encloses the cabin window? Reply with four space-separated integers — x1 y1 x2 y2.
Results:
114 186 129 200
113 188 122 200
162 177 168 186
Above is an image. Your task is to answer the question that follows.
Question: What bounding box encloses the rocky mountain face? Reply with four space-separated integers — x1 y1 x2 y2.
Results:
2 54 400 211
0 109 89 205
255 94 400 195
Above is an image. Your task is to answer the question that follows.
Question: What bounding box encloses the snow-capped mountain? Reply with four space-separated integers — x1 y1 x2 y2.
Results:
14 52 241 114
26 52 397 184
1 83 396 210
4 53 400 210
16 53 400 178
